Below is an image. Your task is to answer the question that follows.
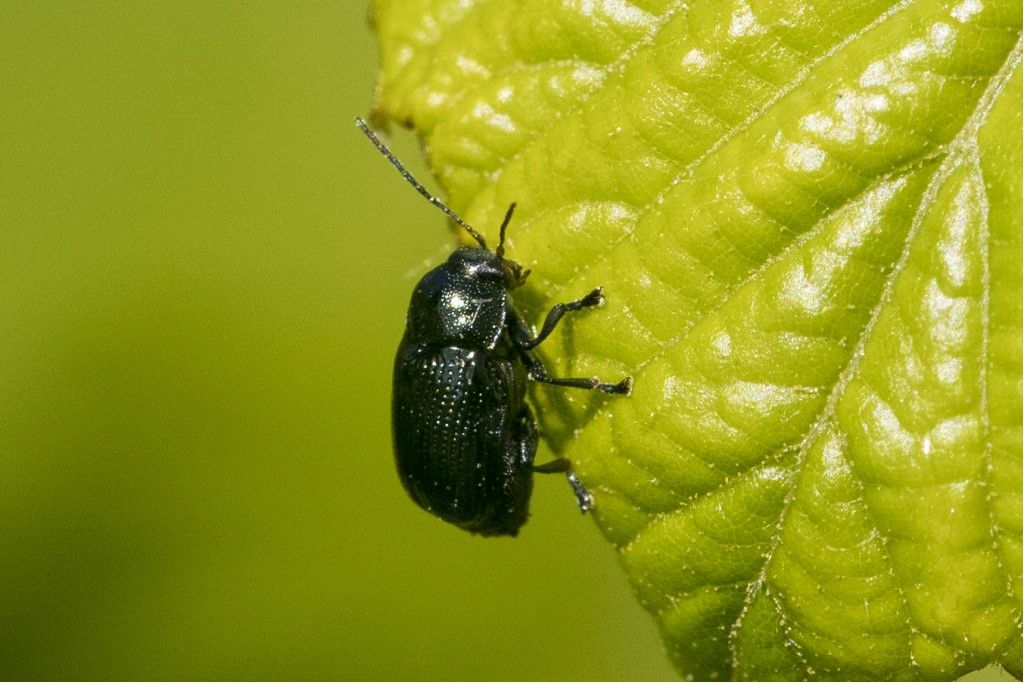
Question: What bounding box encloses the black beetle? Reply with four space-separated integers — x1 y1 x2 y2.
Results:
357 117 631 536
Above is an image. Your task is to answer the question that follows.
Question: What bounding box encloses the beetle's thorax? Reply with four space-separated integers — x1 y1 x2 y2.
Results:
406 248 511 349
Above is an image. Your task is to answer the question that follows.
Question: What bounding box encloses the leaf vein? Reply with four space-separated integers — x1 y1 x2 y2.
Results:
520 0 920 297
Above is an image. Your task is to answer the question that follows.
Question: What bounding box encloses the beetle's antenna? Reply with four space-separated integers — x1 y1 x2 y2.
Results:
356 117 488 250
495 202 516 260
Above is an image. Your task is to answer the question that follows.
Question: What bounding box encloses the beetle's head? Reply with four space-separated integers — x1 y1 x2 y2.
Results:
448 202 530 289
447 247 528 289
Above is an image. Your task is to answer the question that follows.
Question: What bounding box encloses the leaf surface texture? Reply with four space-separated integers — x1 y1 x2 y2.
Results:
371 0 1022 678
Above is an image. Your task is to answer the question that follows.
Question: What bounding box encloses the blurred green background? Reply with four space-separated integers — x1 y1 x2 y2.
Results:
0 3 675 679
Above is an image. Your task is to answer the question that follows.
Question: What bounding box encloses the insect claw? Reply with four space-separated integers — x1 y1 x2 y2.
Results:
582 287 604 307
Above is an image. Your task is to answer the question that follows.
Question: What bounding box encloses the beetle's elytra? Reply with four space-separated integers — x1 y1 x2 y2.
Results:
357 117 631 537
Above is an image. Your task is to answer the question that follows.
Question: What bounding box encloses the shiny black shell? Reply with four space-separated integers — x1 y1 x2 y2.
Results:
359 116 628 537
392 247 535 536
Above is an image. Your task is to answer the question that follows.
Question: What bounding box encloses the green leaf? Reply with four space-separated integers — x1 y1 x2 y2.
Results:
370 0 1022 679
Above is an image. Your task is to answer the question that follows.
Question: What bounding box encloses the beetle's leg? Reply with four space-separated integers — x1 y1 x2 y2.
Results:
565 471 594 512
533 458 594 512
513 288 604 350
532 458 569 474
518 347 632 394
515 409 538 467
